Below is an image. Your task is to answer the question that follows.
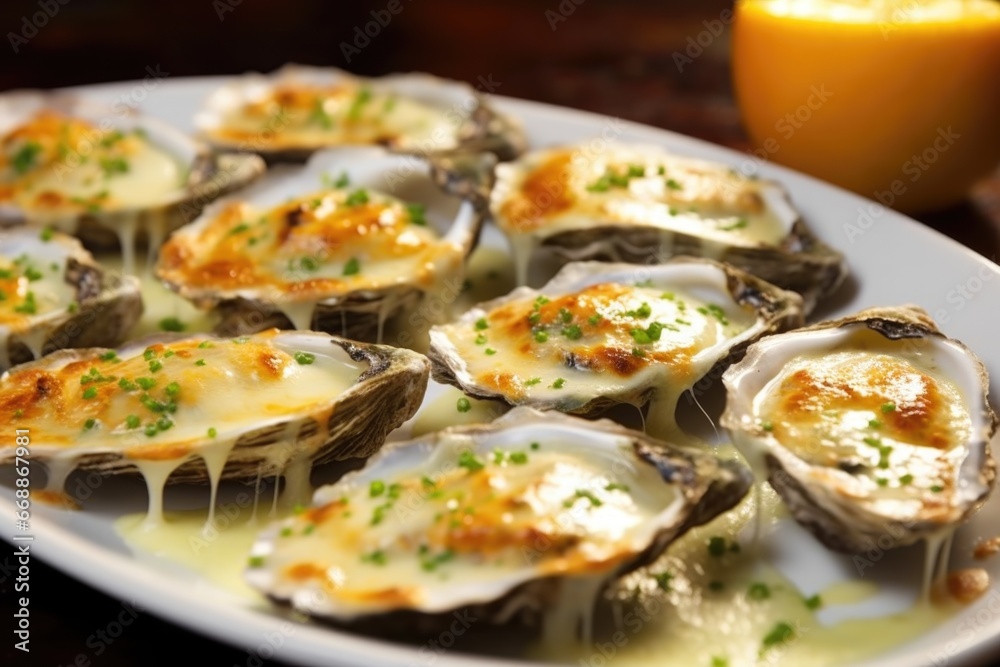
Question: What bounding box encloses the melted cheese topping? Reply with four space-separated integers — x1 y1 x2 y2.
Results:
755 331 973 497
493 147 789 246
157 187 459 305
0 234 75 329
0 111 185 213
248 437 679 617
206 83 460 151
437 283 754 404
0 329 364 456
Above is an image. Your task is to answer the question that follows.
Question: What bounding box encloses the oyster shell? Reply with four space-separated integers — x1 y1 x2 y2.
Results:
0 328 429 510
720 306 997 553
0 92 265 273
156 147 482 342
195 64 526 163
490 142 847 312
428 259 804 435
245 407 750 634
0 226 142 371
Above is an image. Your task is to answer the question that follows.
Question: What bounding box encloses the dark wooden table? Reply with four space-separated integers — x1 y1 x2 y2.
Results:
2 1 999 665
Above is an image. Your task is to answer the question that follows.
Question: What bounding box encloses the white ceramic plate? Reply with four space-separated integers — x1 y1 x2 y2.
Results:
2 76 999 667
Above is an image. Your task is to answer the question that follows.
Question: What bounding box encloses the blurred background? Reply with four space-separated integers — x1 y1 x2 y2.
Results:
0 0 742 145
0 1 998 665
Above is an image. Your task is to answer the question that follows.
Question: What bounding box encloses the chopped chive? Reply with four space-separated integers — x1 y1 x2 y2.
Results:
561 324 583 340
344 189 369 206
552 378 566 389
293 351 316 365
761 622 795 651
342 257 361 276
208 427 218 438
456 397 471 413
361 550 388 566
406 203 426 226
458 450 484 473
747 582 771 600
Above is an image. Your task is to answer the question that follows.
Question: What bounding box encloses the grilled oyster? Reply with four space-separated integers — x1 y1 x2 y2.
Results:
490 142 847 312
720 306 997 554
428 259 804 436
0 329 429 516
0 226 142 370
156 147 482 342
245 407 750 636
0 92 265 273
195 64 526 163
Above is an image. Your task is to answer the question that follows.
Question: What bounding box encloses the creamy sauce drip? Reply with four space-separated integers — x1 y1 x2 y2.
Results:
530 481 960 666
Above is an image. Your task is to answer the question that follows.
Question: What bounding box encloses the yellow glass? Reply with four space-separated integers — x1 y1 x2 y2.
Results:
732 0 1000 213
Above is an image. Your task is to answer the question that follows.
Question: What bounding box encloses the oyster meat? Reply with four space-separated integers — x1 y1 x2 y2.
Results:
0 226 142 370
195 64 526 163
0 328 429 520
721 306 997 554
245 407 750 635
0 92 265 273
490 142 847 311
429 259 804 435
156 147 482 342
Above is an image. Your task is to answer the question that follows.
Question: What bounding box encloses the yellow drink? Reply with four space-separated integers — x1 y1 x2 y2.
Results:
732 0 1000 213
